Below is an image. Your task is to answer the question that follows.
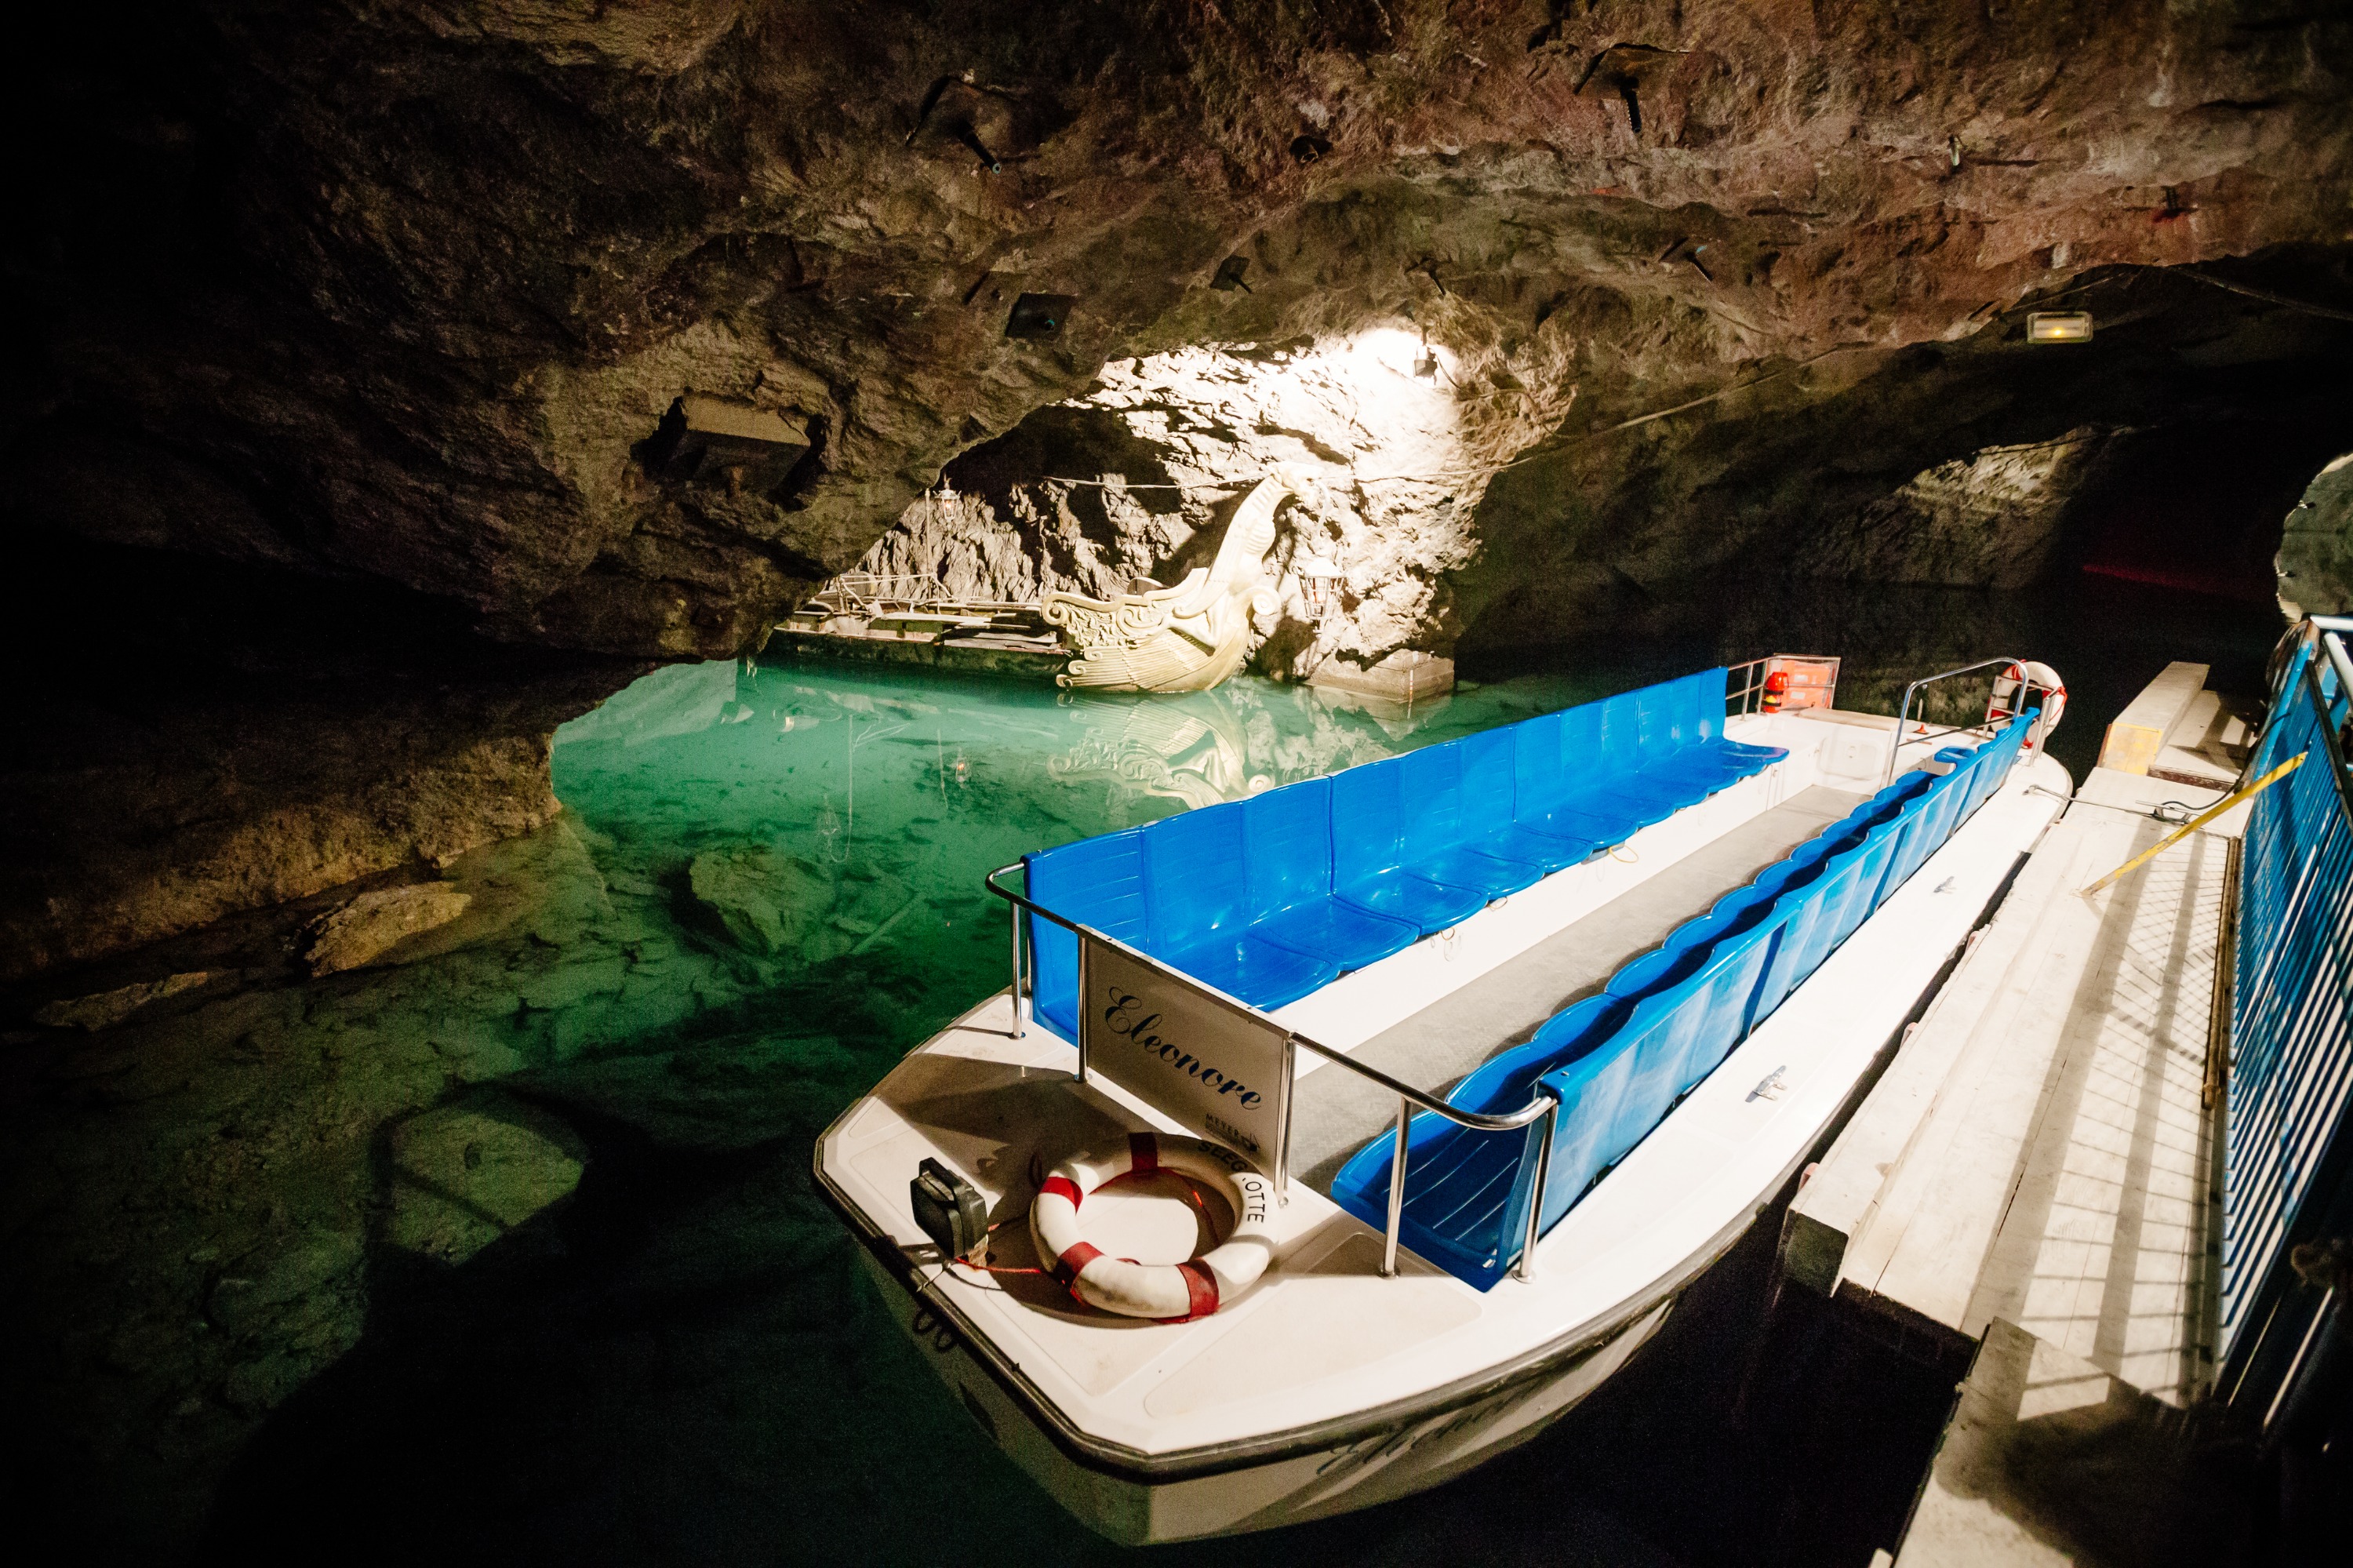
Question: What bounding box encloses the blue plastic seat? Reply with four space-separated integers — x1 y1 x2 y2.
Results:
1579 694 1692 821
1396 742 1552 897
1142 804 1339 1009
1240 780 1420 970
1326 703 2045 1291
1628 678 1744 802
1331 757 1489 936
1457 729 1598 871
1682 669 1788 770
1511 705 1655 846
1331 994 1638 1283
1620 671 1787 800
1024 828 1151 1041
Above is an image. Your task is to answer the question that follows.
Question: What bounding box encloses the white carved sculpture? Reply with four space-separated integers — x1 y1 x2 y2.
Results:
1041 477 1286 693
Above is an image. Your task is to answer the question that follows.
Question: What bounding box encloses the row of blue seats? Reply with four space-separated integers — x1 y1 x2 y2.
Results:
1328 709 2037 1289
1024 668 1791 1041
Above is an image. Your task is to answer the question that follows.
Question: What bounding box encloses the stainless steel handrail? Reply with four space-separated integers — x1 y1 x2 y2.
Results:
1882 655 2033 785
984 863 1562 1282
1726 656 1773 717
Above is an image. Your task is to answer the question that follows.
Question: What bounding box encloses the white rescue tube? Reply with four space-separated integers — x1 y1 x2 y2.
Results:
1028 1132 1276 1321
1991 660 2067 751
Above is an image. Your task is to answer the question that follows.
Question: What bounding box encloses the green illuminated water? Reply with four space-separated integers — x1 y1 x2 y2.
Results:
550 659 1604 1050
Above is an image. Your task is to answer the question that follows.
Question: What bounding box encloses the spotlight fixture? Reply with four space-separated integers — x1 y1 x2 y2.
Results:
1412 347 1439 379
1297 554 1344 617
2025 311 2093 344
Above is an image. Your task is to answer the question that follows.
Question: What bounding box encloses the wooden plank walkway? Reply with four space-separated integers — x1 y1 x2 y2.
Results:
1787 762 2238 1404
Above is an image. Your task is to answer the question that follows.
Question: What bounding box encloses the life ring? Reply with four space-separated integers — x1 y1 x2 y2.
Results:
1991 660 2067 751
1028 1132 1277 1322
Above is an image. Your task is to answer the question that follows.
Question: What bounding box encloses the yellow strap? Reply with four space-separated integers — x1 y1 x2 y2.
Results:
2078 751 2307 898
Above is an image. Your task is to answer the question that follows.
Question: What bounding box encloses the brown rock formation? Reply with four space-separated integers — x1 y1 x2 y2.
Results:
2278 455 2353 617
8 2 2353 973
18 3 2353 658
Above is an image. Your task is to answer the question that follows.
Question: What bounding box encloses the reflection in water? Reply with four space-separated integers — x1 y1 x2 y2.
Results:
548 654 1581 1021
551 660 1570 1008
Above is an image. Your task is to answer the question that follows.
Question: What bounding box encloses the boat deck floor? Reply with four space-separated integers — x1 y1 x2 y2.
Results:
1289 784 1867 1188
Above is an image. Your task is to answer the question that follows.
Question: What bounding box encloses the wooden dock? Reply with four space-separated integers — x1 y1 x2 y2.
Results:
1782 667 2257 1565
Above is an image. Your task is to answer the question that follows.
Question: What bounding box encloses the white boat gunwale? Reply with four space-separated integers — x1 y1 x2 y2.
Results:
813 774 2046 1484
813 1111 1726 1483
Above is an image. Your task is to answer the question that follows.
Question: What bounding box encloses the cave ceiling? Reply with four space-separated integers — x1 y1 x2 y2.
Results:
14 1 2353 660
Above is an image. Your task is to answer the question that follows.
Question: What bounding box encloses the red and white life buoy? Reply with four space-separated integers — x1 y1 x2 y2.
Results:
1028 1132 1277 1322
1991 660 2068 751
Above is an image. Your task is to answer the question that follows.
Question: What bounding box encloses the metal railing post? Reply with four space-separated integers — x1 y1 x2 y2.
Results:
1275 1034 1297 1203
1008 882 1027 1041
1515 1091 1560 1282
1383 1095 1411 1278
1882 656 2028 785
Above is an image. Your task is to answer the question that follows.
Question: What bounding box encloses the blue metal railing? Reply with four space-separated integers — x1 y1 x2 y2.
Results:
2219 617 2353 1420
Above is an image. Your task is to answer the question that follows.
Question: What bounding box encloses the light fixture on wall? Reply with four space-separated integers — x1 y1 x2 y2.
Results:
2025 311 2094 344
1297 554 1344 617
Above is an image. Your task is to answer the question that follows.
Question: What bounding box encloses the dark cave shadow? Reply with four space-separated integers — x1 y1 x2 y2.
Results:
191 1098 808 1566
187 1109 1956 1568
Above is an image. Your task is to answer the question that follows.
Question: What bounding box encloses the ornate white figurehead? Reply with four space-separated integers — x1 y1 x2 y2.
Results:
1042 477 1287 693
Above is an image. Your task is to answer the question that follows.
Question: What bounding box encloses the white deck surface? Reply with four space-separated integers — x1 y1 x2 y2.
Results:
820 708 2071 1461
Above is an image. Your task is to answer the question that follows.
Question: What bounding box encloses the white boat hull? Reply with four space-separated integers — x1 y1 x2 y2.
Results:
813 704 2073 1545
852 1242 1674 1544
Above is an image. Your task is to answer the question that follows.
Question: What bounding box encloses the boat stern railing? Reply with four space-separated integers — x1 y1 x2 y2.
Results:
983 864 1560 1283
1881 655 2049 785
1726 656 1773 716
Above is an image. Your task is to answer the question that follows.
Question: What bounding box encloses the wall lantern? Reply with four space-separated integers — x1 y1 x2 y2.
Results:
2025 311 2094 344
1297 555 1344 616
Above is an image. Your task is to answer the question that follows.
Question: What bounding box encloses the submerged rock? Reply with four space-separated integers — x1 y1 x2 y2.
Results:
524 1034 861 1153
204 1226 369 1413
32 971 211 1031
207 1228 365 1341
387 1096 586 1267
303 884 474 975
686 846 834 959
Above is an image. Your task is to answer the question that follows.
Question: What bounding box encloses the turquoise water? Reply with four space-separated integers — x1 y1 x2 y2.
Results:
551 658 1606 1052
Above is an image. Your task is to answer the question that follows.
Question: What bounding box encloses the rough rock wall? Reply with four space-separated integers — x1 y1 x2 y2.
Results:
864 331 1573 674
861 247 2353 668
0 540 637 984
1784 427 2124 591
18 2 2353 660
1458 253 2353 653
2279 454 2353 618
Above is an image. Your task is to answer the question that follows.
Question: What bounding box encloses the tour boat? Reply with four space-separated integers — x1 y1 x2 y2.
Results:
813 656 2071 1543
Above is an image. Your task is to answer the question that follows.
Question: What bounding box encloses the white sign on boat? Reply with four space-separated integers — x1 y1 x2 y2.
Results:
1078 933 1291 1174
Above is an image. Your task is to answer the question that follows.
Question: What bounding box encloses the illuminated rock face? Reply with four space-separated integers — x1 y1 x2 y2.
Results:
2279 456 2353 619
864 333 1569 674
20 2 2353 659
